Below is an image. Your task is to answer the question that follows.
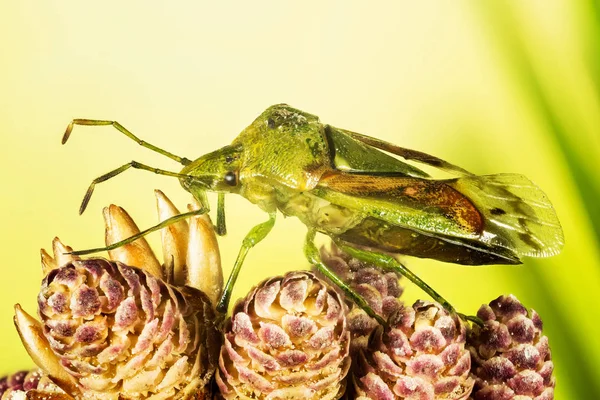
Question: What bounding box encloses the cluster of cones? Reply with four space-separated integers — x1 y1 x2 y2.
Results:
1 192 554 399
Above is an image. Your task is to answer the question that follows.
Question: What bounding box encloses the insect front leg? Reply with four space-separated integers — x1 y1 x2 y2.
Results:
69 208 209 256
216 212 276 313
304 230 386 326
216 193 227 236
63 119 191 165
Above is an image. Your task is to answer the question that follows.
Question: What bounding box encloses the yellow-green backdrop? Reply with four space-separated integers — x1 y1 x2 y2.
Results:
1 2 598 399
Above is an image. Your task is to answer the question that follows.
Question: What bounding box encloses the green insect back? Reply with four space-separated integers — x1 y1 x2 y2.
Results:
232 104 332 192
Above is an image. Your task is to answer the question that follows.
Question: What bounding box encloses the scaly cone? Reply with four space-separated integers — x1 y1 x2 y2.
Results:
467 294 555 399
354 301 474 400
103 205 162 278
37 258 220 399
14 191 224 399
217 271 351 400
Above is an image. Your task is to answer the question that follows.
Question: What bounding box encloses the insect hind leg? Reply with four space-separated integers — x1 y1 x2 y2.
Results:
333 240 457 314
78 161 194 214
305 230 386 326
63 119 191 165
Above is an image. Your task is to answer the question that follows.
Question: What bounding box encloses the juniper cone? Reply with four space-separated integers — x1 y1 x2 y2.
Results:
467 295 555 400
217 271 351 400
319 244 403 352
354 300 474 400
37 259 221 399
13 191 224 399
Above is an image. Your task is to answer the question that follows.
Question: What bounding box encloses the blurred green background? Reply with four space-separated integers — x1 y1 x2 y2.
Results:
0 2 598 398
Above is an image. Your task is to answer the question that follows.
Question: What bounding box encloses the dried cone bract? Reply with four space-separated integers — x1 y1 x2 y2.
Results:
217 271 351 400
467 295 555 399
354 301 474 400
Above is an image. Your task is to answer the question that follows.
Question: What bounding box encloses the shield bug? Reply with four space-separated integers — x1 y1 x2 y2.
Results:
63 104 564 321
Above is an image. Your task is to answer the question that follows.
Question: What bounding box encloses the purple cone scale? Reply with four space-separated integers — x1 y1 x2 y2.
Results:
0 370 45 399
467 295 555 400
217 271 351 400
354 300 474 400
0 370 74 399
38 258 221 399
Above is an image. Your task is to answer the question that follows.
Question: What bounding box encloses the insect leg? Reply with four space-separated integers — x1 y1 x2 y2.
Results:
304 230 386 326
78 161 195 214
216 193 227 236
334 241 456 314
69 208 208 256
216 212 276 313
63 119 192 165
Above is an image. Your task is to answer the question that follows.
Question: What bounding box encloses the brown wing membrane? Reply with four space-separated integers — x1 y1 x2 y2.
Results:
319 172 484 237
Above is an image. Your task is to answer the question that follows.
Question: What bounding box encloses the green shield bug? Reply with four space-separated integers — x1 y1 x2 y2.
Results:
63 104 564 322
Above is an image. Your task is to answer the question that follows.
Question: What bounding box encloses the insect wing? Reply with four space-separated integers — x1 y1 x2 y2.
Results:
315 172 564 260
315 173 485 239
325 126 429 178
338 128 474 176
450 173 564 258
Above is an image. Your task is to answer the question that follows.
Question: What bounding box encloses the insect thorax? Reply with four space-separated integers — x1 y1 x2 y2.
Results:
278 191 365 235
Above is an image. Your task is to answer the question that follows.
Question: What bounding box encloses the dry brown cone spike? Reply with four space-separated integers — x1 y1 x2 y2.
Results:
13 190 224 399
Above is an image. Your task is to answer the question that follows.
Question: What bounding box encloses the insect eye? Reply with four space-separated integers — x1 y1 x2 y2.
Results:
267 118 276 129
224 171 237 186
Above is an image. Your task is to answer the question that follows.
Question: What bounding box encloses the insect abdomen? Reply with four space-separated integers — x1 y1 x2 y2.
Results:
337 217 521 265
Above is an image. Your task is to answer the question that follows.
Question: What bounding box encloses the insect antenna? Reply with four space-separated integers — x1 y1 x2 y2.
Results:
63 119 192 165
78 161 201 214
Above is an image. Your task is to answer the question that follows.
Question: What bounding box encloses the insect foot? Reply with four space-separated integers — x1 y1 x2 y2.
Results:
466 295 555 400
13 191 224 399
352 301 474 400
216 271 351 400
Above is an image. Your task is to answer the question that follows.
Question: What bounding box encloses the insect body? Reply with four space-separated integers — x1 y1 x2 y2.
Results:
64 104 564 320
